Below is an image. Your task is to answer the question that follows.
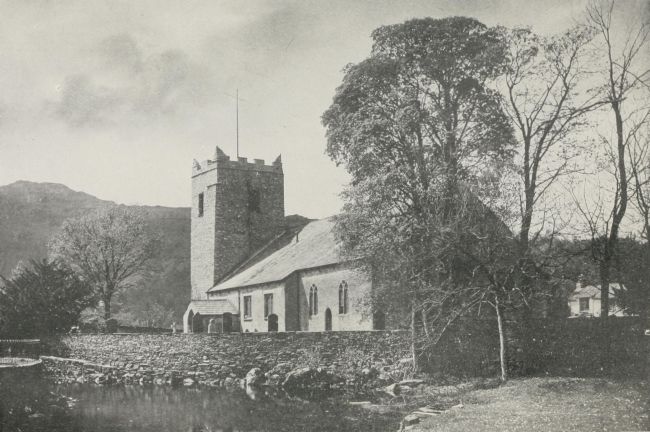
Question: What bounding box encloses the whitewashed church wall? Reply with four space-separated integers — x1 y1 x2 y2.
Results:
238 282 286 333
299 265 373 331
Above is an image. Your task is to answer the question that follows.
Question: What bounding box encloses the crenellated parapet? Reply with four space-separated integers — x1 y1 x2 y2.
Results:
192 146 282 177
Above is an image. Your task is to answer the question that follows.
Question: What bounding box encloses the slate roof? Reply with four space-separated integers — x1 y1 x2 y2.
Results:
569 283 623 300
186 299 238 315
208 217 348 292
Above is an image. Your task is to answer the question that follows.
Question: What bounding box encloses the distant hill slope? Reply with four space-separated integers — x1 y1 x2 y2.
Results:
0 180 191 323
0 181 315 327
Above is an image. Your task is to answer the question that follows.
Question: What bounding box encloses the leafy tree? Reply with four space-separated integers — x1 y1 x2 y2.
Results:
323 16 517 372
0 259 93 337
49 206 158 321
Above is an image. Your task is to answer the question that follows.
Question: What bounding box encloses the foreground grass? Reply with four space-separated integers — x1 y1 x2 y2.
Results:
411 377 649 432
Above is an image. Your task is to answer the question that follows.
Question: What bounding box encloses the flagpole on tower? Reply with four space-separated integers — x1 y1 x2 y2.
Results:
236 88 239 158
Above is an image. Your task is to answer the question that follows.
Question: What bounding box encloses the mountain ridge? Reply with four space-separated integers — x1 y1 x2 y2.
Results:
0 181 313 326
0 180 191 325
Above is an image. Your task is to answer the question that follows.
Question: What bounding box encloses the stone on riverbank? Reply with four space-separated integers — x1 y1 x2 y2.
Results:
245 368 265 387
282 367 339 391
399 379 425 387
383 383 400 396
403 414 420 425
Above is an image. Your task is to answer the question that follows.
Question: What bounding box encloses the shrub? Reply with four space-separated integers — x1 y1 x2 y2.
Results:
0 259 94 338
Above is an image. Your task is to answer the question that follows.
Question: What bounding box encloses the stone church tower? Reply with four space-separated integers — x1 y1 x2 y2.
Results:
190 146 284 300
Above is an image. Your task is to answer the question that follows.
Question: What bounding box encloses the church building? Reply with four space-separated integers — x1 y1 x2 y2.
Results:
183 147 383 333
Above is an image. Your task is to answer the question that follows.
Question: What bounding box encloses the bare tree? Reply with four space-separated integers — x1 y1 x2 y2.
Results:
49 206 159 321
580 0 650 323
501 25 599 258
497 25 603 373
626 125 650 329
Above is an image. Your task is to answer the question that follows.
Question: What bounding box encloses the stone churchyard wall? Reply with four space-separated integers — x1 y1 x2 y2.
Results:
42 331 411 390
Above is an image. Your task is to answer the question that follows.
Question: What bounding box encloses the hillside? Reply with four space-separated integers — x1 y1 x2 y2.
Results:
0 181 191 324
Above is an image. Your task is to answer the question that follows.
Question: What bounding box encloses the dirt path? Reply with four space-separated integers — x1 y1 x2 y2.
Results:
409 377 649 432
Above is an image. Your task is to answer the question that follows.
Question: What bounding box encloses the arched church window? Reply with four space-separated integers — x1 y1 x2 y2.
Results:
309 285 318 316
339 281 349 314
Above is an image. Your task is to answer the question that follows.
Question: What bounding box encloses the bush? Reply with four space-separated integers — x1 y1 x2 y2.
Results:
0 259 94 338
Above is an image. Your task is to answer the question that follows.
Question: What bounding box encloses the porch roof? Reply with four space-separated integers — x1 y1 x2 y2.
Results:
186 299 238 315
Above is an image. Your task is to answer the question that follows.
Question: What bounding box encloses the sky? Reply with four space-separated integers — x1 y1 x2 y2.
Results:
0 0 644 219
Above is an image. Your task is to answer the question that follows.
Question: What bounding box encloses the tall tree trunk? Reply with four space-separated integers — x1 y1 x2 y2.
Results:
410 304 418 375
518 169 536 375
103 292 112 321
598 261 611 374
495 295 508 382
599 261 610 322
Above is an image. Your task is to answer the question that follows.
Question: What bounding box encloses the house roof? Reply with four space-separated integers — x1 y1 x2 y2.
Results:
186 299 238 315
208 217 347 292
570 283 623 300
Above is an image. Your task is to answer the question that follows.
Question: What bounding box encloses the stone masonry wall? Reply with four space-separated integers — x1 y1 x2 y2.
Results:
191 147 284 301
45 331 410 389
213 160 285 285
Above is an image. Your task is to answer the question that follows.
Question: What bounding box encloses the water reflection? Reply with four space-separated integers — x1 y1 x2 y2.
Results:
1 367 401 432
55 384 399 432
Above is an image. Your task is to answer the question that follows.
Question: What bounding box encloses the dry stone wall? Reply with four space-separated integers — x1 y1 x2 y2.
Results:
44 331 410 389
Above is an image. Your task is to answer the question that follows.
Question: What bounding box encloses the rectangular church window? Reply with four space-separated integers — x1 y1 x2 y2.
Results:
243 295 252 319
264 294 273 319
198 193 204 217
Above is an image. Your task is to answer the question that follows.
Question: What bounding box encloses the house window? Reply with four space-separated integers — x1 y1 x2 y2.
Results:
264 293 273 319
339 281 348 314
198 193 204 217
579 298 589 312
243 295 252 319
309 285 318 316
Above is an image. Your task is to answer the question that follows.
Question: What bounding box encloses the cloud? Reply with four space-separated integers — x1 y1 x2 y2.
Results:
98 34 144 73
51 34 216 127
56 74 123 127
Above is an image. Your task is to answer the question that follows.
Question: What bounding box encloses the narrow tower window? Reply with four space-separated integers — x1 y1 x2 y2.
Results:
198 192 204 217
247 185 261 213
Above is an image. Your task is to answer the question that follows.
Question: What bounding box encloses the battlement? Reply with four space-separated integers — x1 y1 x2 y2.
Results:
191 145 285 300
192 146 282 177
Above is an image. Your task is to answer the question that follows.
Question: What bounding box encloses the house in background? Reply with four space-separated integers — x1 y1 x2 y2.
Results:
568 280 627 317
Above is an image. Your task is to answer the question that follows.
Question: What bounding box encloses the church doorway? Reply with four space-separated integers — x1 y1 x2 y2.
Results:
373 310 386 330
192 312 204 333
267 314 278 332
223 313 233 333
325 308 332 331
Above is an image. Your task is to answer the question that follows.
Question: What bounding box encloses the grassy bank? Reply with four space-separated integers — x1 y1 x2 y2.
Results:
409 377 649 432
